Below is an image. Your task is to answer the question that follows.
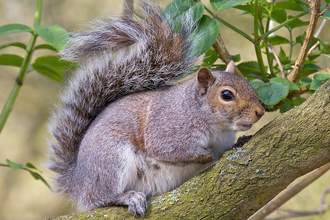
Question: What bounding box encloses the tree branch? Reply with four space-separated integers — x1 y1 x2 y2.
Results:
263 39 285 78
287 0 321 82
319 5 330 16
212 35 245 78
307 41 320 57
265 186 330 220
249 163 330 220
49 69 330 220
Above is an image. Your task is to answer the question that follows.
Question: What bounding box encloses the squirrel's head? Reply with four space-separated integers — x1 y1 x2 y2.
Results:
195 61 265 131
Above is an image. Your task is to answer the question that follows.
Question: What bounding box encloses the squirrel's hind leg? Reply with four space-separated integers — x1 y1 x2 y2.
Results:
115 190 148 216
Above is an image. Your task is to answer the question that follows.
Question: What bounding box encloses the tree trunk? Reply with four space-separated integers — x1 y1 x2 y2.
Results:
48 69 330 220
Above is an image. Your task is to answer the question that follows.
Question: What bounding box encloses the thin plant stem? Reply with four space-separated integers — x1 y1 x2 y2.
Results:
0 0 43 134
289 29 293 61
204 5 214 17
254 0 268 82
265 0 275 75
258 11 309 44
204 6 254 43
215 16 254 43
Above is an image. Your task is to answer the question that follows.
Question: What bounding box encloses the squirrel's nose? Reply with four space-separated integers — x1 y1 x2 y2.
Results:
255 107 265 119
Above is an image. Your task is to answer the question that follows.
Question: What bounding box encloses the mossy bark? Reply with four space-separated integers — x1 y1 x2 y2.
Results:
49 72 330 220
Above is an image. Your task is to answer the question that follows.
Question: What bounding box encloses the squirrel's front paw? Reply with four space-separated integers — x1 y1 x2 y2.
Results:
118 190 147 216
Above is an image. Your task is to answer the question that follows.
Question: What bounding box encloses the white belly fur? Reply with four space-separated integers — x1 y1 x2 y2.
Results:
120 129 236 197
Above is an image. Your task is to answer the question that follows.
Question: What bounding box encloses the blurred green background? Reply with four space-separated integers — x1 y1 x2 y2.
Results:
0 0 329 219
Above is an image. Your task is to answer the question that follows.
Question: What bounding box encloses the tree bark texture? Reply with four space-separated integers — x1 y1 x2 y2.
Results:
49 70 330 220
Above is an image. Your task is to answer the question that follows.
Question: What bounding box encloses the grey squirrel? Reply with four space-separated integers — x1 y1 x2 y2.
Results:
48 2 265 216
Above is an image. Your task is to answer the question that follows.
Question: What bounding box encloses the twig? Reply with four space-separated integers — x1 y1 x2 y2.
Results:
263 39 285 78
319 5 330 16
248 162 330 220
265 186 330 220
287 0 321 82
307 41 320 57
212 35 245 78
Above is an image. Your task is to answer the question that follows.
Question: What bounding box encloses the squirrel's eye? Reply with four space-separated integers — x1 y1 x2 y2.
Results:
221 90 234 101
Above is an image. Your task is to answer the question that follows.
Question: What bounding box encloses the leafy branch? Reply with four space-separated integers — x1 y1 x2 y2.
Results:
0 0 73 188
0 0 43 132
0 159 51 189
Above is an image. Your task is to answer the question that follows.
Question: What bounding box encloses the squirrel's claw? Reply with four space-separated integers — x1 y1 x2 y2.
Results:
118 191 147 216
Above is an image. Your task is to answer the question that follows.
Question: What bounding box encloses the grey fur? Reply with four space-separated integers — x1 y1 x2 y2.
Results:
48 1 265 216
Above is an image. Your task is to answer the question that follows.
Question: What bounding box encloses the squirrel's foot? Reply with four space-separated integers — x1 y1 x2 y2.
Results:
117 190 148 216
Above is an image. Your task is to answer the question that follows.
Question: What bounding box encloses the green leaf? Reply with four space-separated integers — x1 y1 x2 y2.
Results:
231 54 241 62
310 79 322 90
0 42 27 50
237 61 263 76
300 77 312 87
286 16 309 29
0 24 32 36
314 74 330 81
271 9 287 23
249 80 265 90
35 44 57 51
210 64 226 71
32 56 67 80
253 81 289 105
26 162 39 171
0 54 24 67
32 55 76 81
6 159 23 171
168 1 204 33
319 40 330 54
234 3 254 14
162 0 195 18
261 35 289 48
301 67 320 77
34 24 68 52
27 170 51 189
280 98 293 113
291 97 305 106
300 63 321 77
278 47 288 63
308 53 320 61
210 0 252 11
203 49 218 65
33 62 63 82
194 15 220 56
296 32 319 46
190 2 205 23
303 63 320 70
270 77 300 91
280 97 306 113
35 55 72 69
275 0 304 11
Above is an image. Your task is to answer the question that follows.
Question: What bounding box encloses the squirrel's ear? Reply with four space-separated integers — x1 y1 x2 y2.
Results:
196 67 216 96
225 61 235 74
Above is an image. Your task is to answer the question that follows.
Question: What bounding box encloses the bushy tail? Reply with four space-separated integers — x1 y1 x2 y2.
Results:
48 2 199 193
